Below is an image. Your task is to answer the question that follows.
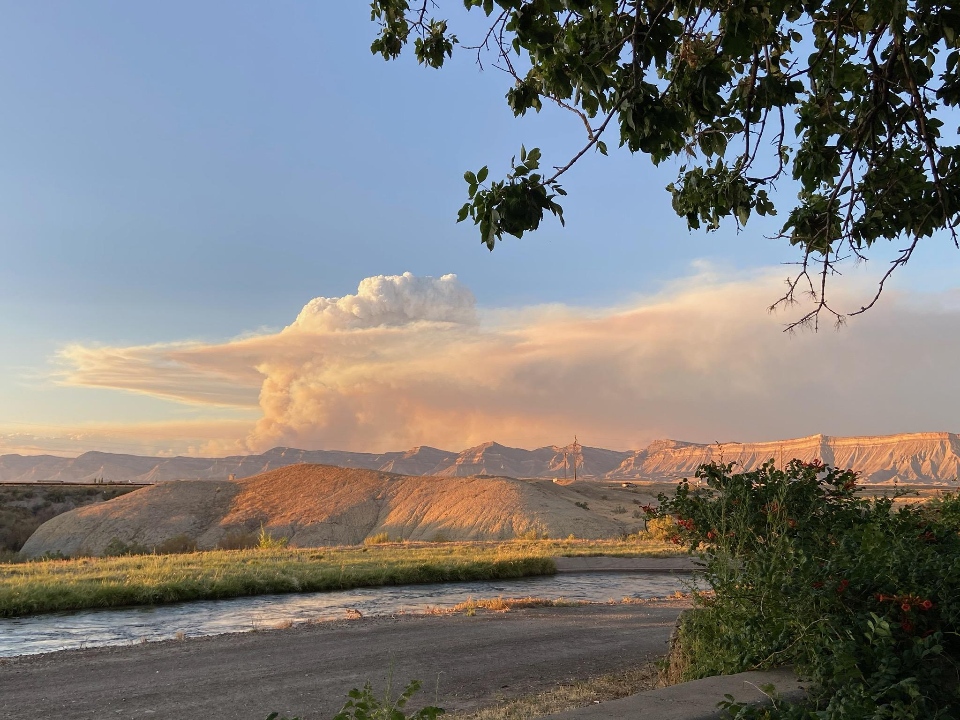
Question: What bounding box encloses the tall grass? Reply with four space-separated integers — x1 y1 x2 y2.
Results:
0 538 677 618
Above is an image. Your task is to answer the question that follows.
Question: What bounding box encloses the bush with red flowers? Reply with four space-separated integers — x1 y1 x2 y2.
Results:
658 460 960 719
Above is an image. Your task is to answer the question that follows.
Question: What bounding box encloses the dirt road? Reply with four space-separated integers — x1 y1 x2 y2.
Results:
0 602 686 720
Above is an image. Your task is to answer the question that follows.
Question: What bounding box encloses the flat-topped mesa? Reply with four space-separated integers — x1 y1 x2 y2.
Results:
622 432 960 484
2 432 958 485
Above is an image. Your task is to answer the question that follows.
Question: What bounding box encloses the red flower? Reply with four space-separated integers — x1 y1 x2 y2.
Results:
812 581 824 589
921 600 934 611
901 621 914 632
670 535 682 545
836 579 850 594
706 530 716 540
902 603 912 612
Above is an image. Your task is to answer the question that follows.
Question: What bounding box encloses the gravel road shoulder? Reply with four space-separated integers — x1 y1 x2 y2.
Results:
0 600 689 720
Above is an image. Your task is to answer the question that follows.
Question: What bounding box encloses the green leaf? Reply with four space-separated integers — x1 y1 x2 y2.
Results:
476 166 489 183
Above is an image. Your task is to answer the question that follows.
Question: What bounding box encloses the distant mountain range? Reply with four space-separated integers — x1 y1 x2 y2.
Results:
2 432 960 485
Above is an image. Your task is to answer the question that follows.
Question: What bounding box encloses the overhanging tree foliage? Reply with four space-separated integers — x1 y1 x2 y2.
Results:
369 0 960 328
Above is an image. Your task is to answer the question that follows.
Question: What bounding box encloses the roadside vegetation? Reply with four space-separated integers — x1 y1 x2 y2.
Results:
267 680 444 720
0 536 678 618
656 460 960 719
265 662 662 720
451 663 660 720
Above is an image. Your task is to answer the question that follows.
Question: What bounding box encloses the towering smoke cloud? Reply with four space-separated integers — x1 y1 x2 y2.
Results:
288 272 477 331
53 269 960 455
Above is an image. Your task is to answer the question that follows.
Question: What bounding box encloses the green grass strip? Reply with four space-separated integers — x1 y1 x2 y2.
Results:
0 539 677 618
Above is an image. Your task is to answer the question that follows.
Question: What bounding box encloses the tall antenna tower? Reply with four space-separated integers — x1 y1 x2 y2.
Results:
572 435 581 482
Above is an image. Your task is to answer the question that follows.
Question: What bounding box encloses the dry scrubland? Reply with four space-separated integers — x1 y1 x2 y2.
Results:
0 484 137 559
0 537 679 618
18 464 672 558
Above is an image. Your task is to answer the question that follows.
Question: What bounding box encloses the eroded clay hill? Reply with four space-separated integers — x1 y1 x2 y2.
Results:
19 464 648 558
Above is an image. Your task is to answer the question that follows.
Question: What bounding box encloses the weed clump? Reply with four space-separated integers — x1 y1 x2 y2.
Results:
266 679 443 720
364 532 391 546
257 525 289 550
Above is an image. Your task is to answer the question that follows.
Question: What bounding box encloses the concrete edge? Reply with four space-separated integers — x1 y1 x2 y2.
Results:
540 668 807 720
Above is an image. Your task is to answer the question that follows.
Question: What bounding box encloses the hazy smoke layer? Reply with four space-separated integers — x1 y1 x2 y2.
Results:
54 270 960 455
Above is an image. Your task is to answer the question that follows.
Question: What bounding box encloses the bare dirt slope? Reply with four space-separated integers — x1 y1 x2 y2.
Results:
0 602 686 720
19 465 653 557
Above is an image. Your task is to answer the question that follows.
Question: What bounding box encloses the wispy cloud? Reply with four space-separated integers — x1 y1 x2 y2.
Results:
49 269 960 455
0 419 255 458
57 342 263 408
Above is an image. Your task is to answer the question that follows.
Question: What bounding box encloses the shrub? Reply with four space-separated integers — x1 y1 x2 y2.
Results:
257 525 289 550
154 534 198 554
575 501 590 510
518 524 548 540
642 515 676 542
364 532 391 546
613 505 627 514
658 460 960 719
218 530 258 550
102 537 149 557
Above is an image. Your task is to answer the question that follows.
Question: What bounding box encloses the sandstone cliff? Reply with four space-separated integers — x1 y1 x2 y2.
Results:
618 432 960 484
3 432 958 486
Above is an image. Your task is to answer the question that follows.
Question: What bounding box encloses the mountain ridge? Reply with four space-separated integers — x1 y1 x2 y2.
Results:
2 432 959 485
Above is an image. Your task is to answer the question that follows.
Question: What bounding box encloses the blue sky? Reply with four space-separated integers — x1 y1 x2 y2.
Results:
1 2 958 457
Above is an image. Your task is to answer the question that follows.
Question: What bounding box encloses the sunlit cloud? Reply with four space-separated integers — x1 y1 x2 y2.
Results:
49 269 960 455
56 342 263 408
